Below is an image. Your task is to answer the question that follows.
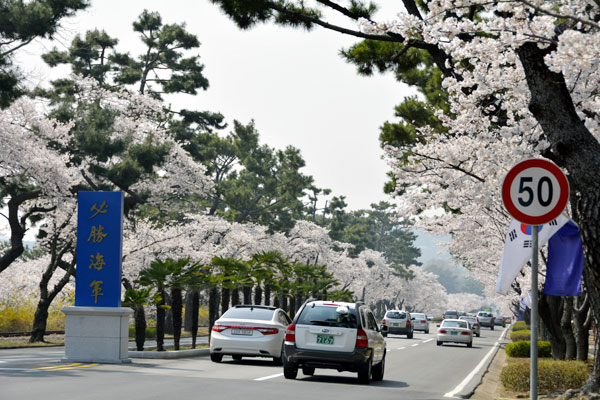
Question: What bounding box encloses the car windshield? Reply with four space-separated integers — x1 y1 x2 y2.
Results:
385 311 406 319
221 307 275 321
297 305 358 328
442 320 468 328
445 311 458 315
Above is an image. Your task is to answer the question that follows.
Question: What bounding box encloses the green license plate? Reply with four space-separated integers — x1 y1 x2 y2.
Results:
451 331 458 335
316 335 334 345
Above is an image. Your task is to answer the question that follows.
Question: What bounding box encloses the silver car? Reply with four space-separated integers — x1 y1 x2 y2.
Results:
459 315 480 337
210 305 291 363
437 319 473 347
411 312 430 334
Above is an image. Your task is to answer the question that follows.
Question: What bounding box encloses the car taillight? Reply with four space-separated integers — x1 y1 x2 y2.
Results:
256 327 279 335
406 319 411 326
381 318 386 325
285 324 296 343
439 329 447 334
355 328 368 348
421 320 426 323
212 324 226 332
461 331 470 335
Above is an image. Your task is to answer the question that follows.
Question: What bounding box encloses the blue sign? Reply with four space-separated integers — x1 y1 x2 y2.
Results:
75 191 124 307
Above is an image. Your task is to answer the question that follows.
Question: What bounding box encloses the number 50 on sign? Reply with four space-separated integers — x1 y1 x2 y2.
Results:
502 159 570 225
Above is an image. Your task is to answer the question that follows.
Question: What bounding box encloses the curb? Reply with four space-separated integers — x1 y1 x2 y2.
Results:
129 348 210 359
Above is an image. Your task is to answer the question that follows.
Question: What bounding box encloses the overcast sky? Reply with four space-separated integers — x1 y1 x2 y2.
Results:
18 0 411 211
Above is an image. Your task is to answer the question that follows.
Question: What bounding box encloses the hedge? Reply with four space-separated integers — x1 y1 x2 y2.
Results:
510 330 531 342
505 340 552 358
128 326 157 339
512 321 530 331
500 359 589 393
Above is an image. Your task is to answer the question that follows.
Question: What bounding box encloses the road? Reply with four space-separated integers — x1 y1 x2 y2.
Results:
0 326 507 400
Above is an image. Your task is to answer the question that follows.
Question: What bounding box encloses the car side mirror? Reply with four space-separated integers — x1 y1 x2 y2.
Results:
411 317 415 320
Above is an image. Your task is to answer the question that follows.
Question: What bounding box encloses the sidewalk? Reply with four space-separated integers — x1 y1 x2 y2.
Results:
470 342 508 400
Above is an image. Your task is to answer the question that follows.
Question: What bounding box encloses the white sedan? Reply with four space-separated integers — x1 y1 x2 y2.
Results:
436 319 473 347
210 305 292 364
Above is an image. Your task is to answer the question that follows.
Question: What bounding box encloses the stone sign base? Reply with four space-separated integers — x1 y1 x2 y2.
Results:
62 306 133 364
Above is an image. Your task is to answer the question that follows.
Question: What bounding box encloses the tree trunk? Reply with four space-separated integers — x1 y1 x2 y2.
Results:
254 285 262 305
184 291 194 332
517 41 600 388
289 296 296 319
231 288 240 306
538 294 566 359
208 286 219 343
264 285 271 306
560 297 576 360
574 294 591 362
156 288 166 352
29 299 50 343
243 286 252 304
191 288 200 349
221 287 230 315
134 304 146 351
171 287 183 350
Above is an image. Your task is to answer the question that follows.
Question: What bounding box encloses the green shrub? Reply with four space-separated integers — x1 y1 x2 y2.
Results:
512 321 530 331
500 359 589 394
510 330 531 342
128 326 157 339
506 340 552 358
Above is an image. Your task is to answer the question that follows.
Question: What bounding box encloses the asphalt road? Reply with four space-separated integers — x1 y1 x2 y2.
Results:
0 325 507 400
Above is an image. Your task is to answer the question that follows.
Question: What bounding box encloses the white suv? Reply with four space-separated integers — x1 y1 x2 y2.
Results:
283 300 386 384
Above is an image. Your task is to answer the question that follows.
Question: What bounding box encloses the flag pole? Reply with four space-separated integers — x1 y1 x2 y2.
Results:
531 225 539 400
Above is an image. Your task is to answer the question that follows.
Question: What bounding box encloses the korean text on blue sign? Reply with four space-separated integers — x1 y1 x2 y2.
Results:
75 191 124 307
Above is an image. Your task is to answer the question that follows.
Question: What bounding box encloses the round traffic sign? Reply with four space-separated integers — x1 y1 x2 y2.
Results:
502 159 569 225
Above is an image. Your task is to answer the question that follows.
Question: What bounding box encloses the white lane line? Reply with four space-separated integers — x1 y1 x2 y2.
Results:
411 344 419 347
254 372 284 381
396 347 406 350
444 327 508 398
424 339 433 343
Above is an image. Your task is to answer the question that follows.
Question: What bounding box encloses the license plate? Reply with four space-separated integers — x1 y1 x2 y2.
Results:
451 331 458 335
316 335 334 345
393 323 399 327
231 328 253 336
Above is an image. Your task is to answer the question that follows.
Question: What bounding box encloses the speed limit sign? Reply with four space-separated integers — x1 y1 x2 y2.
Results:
502 159 570 225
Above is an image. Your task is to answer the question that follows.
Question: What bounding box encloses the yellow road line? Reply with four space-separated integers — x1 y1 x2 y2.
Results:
33 363 99 371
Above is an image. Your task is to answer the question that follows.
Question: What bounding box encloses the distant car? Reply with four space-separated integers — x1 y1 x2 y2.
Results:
427 314 434 321
476 311 495 330
459 315 480 337
505 316 512 324
437 319 473 347
210 304 292 364
411 312 430 334
443 310 459 320
282 300 386 384
494 315 506 327
381 310 413 338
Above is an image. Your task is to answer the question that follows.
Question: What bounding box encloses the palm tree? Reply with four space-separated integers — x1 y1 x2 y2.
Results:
137 259 171 351
123 287 151 351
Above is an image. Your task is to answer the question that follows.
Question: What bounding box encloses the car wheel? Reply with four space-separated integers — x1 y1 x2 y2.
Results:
371 354 385 382
283 359 298 380
425 329 429 334
476 332 480 338
491 326 495 331
232 355 242 361
302 366 315 376
210 353 223 363
467 341 473 348
437 341 442 346
407 330 413 339
382 332 388 338
357 357 372 384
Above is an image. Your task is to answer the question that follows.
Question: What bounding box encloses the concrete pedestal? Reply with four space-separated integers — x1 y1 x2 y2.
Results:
62 306 133 364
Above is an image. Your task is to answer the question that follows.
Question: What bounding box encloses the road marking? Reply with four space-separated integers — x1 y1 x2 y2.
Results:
444 327 508 398
396 346 406 350
254 373 284 381
33 363 99 371
424 339 433 343
411 344 419 347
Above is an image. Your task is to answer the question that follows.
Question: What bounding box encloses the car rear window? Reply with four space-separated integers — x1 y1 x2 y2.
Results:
385 311 406 319
478 312 491 317
412 313 426 319
297 305 358 328
221 307 275 320
442 320 468 328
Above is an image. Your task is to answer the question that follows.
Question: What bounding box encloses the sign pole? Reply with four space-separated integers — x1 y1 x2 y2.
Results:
530 225 539 400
